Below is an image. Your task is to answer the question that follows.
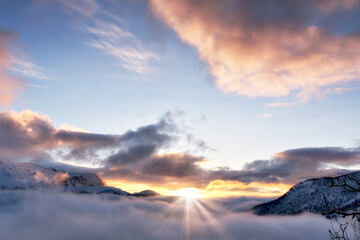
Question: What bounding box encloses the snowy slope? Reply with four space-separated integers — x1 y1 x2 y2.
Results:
252 171 360 216
0 158 67 189
0 158 129 196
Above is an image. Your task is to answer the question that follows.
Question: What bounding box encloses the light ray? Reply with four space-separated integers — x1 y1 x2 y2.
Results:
159 191 229 240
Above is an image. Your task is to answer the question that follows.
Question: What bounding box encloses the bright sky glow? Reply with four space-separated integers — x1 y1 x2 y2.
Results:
173 188 205 199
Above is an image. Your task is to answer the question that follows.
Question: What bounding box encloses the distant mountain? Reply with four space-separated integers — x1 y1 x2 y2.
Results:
0 158 129 195
132 190 159 197
252 171 360 216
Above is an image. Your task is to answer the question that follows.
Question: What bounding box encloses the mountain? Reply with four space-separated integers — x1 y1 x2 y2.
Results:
0 158 129 195
132 190 159 197
252 171 360 216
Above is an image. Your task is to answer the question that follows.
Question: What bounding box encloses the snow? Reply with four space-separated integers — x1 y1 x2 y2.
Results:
252 172 360 216
0 158 129 196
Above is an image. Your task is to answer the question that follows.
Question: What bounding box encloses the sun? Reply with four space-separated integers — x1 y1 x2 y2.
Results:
175 188 204 199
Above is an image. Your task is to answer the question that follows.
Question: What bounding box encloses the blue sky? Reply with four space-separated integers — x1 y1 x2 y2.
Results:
0 0 359 177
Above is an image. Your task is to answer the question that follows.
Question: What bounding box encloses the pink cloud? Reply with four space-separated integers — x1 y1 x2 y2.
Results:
0 30 26 107
149 0 360 102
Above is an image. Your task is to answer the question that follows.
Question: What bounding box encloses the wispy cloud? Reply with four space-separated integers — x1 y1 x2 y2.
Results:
264 85 354 107
59 0 98 19
88 37 158 73
9 57 49 80
58 0 158 74
264 101 298 108
85 18 158 74
28 84 48 90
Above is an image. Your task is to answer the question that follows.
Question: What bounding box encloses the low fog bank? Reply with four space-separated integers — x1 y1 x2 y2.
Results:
212 196 275 212
0 191 330 240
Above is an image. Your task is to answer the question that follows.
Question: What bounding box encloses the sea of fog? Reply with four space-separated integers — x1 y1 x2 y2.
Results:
0 191 331 240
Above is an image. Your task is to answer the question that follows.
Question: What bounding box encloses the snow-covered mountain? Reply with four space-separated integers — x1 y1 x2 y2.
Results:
0 158 67 189
252 171 360 216
0 158 130 195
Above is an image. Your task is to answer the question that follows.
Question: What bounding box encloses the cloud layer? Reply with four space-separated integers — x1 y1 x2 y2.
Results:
149 0 360 102
0 190 331 240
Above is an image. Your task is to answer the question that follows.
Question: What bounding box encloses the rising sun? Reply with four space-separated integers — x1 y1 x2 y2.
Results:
175 188 204 199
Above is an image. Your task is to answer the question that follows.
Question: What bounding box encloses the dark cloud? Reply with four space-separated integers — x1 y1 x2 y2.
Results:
277 147 360 164
54 130 119 148
103 146 359 187
142 154 204 177
101 153 209 188
210 147 360 184
0 111 175 164
119 112 175 146
0 111 119 162
107 144 157 166
0 111 55 161
0 110 206 187
105 112 176 167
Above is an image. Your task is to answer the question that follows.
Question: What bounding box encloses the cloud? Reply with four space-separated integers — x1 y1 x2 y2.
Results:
57 0 99 19
143 154 204 177
54 0 158 73
87 27 159 73
205 180 292 198
0 109 205 188
103 146 360 190
0 110 176 165
0 110 124 162
1 110 359 192
58 124 91 133
0 110 54 161
0 190 331 240
101 153 208 189
0 30 27 106
212 147 360 185
8 57 49 80
107 144 157 166
149 0 360 103
0 30 46 106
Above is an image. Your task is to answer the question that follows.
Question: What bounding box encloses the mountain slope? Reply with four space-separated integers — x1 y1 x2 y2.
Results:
0 158 129 196
0 158 65 189
252 171 360 216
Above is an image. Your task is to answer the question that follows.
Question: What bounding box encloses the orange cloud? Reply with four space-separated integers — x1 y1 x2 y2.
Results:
204 179 292 198
105 178 292 198
149 0 360 102
0 30 26 107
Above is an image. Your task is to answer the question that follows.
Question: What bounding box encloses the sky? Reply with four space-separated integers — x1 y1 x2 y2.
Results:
0 0 360 197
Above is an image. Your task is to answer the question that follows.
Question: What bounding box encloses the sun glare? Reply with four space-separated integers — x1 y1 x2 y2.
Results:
175 188 204 199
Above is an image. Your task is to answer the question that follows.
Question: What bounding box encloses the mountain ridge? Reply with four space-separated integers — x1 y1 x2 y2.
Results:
252 171 360 216
0 159 158 197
